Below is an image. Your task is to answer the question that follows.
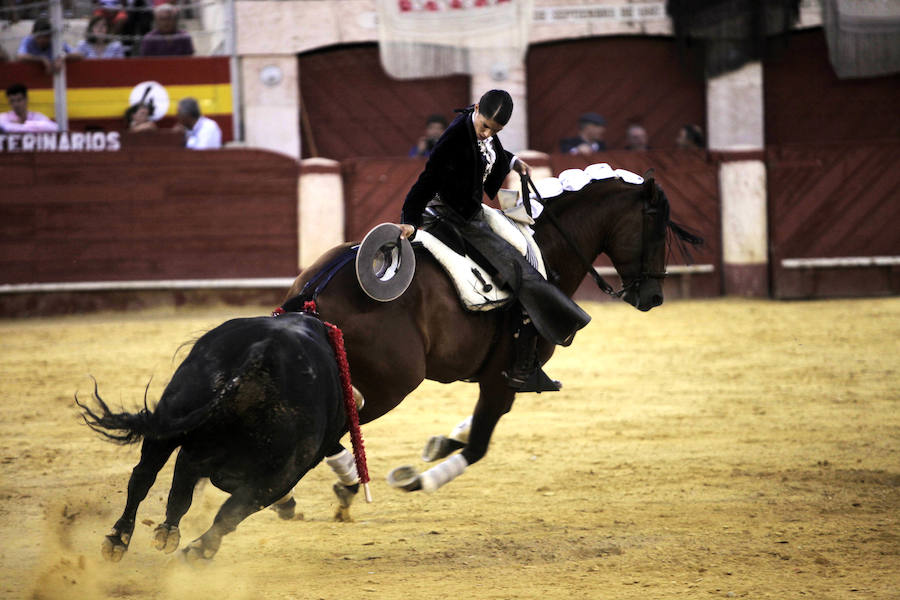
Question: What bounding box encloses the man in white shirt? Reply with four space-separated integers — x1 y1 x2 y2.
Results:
175 97 222 150
0 83 59 133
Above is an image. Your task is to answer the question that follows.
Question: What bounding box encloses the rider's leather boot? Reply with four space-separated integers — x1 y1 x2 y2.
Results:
503 316 561 393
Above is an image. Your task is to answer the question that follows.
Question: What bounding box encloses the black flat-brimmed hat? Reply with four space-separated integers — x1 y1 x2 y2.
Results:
355 223 416 302
579 112 607 126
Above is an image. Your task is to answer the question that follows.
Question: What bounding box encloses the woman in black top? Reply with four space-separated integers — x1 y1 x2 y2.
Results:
401 89 529 227
400 90 590 392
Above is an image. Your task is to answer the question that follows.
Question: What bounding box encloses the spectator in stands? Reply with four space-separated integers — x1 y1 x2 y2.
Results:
409 114 448 158
676 123 705 150
139 3 194 57
175 97 221 149
0 83 59 132
559 112 607 155
624 121 649 151
125 102 157 132
17 17 82 74
92 0 129 36
120 0 155 57
76 15 126 58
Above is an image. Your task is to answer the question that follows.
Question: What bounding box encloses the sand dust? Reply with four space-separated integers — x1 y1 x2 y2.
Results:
0 298 898 599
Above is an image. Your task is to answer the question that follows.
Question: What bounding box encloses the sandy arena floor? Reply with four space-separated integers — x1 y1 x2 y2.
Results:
0 297 898 599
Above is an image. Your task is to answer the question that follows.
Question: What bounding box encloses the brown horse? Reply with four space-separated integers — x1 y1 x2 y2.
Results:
281 173 701 510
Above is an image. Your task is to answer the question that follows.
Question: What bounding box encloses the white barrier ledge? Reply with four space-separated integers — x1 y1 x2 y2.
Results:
781 256 900 269
0 278 298 294
4 267 716 294
595 264 715 276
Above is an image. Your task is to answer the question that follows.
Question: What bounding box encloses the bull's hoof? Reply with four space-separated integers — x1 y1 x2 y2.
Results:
333 482 359 508
182 539 217 563
332 482 359 522
101 530 130 562
270 497 296 521
152 523 180 553
422 436 457 462
386 465 423 492
333 505 353 522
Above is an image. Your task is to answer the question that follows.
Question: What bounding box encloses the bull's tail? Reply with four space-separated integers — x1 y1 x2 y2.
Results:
75 376 218 446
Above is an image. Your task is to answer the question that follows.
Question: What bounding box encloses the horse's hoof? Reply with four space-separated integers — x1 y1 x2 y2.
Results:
152 523 180 553
386 465 423 492
101 531 129 562
270 497 296 521
422 436 454 462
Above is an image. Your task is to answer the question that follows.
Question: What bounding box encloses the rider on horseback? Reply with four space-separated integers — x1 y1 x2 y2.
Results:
399 89 591 392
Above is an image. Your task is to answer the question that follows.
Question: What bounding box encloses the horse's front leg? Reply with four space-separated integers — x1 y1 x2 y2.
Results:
389 379 515 493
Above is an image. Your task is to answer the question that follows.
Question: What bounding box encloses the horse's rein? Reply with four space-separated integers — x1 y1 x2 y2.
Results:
519 173 659 298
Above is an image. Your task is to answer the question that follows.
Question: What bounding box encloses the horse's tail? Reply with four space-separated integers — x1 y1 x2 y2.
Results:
75 376 219 446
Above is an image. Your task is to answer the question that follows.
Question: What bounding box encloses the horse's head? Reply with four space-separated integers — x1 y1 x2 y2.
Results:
605 175 702 312
534 172 703 312
602 176 667 310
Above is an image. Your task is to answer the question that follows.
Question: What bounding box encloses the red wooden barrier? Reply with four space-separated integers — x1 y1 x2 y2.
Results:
767 141 900 299
0 148 299 287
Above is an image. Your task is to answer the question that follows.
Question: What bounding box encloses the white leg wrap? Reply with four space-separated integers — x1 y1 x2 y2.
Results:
449 415 472 444
419 454 468 493
325 449 360 486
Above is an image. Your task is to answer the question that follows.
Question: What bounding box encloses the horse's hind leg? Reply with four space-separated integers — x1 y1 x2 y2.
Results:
152 448 203 554
390 380 515 493
422 383 514 492
103 439 177 562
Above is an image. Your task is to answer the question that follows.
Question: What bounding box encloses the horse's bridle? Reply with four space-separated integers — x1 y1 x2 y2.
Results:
521 174 667 299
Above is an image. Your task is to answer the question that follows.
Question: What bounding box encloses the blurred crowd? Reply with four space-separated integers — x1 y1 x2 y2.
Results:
406 110 706 161
2 82 222 149
1 0 201 69
558 112 705 154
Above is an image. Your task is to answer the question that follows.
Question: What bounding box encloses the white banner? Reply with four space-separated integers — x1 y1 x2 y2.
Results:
377 0 534 78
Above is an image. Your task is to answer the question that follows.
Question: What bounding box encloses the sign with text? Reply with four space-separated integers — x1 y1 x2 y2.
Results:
0 131 121 152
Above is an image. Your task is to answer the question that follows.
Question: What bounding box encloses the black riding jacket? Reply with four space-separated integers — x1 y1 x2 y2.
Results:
401 111 514 228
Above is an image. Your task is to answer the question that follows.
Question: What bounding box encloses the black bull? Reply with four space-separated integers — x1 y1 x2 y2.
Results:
77 312 348 562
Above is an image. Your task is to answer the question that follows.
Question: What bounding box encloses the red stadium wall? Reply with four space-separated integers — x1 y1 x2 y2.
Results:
526 36 706 153
298 44 470 160
3 30 896 316
764 30 900 146
764 29 900 299
0 147 299 314
766 141 900 299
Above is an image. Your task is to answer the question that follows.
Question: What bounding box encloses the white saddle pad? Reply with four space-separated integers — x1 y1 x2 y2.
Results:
415 206 547 311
